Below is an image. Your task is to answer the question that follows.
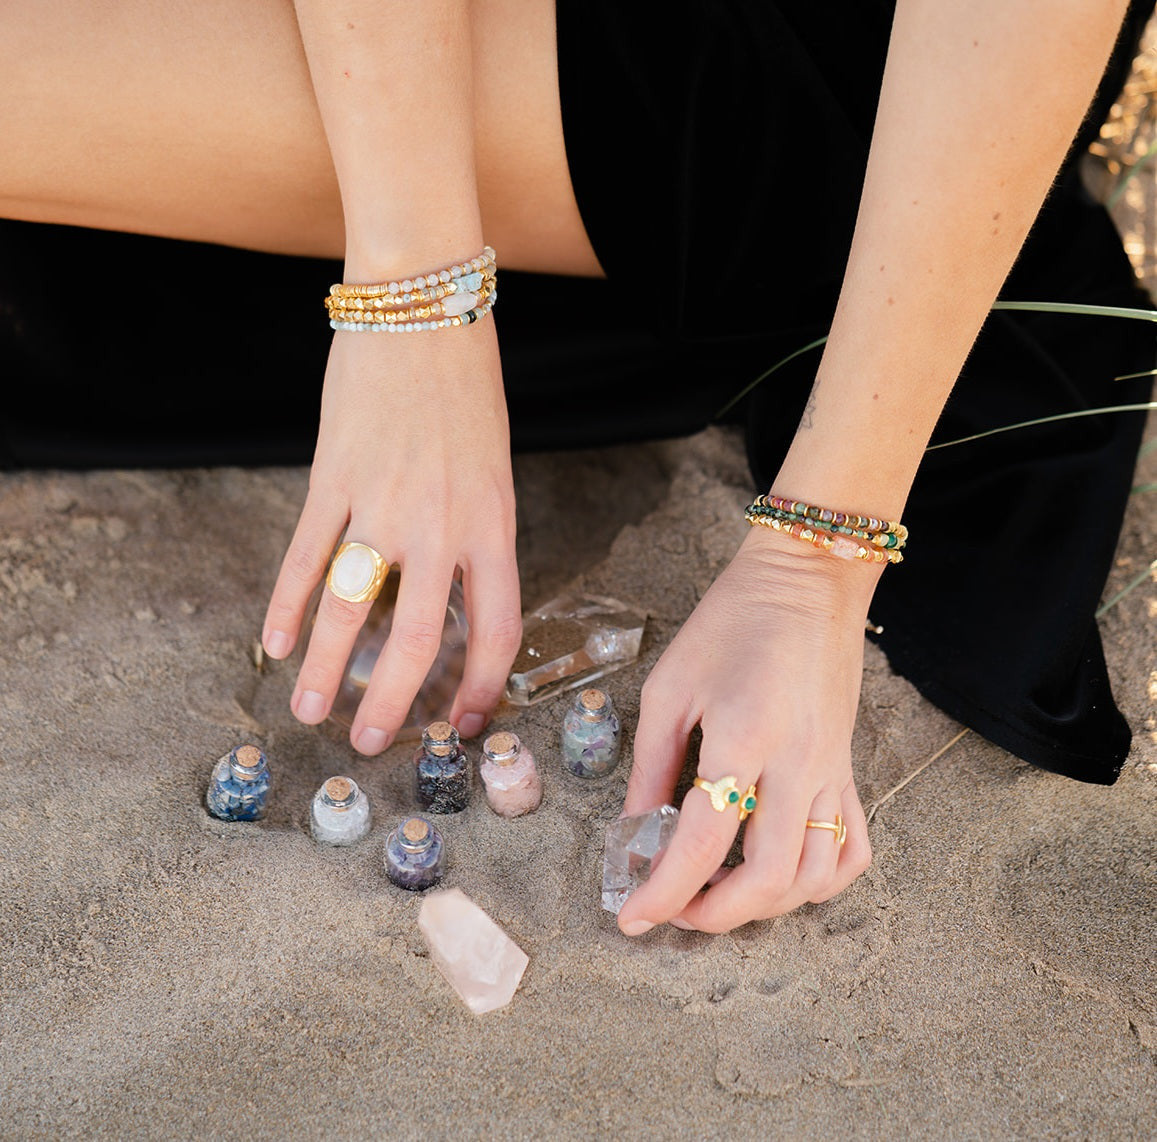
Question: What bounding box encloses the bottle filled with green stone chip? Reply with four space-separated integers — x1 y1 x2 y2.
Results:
561 688 621 778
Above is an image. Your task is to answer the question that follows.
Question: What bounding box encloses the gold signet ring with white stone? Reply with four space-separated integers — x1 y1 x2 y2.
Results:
805 815 848 846
326 541 390 604
692 776 758 822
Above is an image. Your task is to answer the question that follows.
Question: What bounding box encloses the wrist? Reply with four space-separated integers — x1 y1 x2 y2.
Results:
742 522 886 585
342 227 487 284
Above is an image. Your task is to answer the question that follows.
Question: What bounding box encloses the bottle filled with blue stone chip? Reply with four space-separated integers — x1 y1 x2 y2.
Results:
205 744 271 822
384 816 445 891
561 688 621 778
414 720 470 813
309 776 372 846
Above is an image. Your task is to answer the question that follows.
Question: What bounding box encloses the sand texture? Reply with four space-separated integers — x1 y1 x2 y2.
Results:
1 415 1153 1140
5 30 1157 1142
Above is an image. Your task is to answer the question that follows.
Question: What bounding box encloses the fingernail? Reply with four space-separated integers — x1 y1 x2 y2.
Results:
265 630 292 659
458 712 486 739
295 690 327 724
356 727 389 755
621 920 655 937
669 918 696 931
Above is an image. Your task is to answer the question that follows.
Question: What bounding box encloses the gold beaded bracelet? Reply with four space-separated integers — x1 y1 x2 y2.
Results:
327 279 497 326
744 495 906 565
325 246 497 333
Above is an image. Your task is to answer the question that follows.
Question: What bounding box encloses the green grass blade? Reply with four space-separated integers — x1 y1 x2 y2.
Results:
713 335 828 420
1106 139 1157 210
992 300 1157 322
714 299 1155 420
1096 559 1157 618
926 403 1157 451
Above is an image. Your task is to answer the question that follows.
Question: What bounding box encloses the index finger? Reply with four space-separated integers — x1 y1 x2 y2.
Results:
616 766 757 936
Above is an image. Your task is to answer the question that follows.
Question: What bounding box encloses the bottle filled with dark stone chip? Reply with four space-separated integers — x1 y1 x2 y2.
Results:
414 721 470 813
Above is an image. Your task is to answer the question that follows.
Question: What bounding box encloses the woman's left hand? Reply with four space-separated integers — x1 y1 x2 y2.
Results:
616 526 877 935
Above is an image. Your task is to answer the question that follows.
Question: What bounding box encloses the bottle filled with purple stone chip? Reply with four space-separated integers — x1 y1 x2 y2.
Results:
414 721 471 814
205 744 271 822
384 816 445 891
561 688 621 778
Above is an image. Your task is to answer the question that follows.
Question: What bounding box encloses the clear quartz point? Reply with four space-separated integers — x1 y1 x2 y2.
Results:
504 592 646 707
601 804 679 915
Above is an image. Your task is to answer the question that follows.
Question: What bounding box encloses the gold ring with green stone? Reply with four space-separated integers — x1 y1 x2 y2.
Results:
692 775 758 822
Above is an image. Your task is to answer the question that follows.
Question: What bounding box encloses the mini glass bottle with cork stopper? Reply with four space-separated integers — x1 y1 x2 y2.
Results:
384 816 445 891
205 744 271 822
561 688 621 778
414 721 470 814
479 731 543 818
309 776 372 846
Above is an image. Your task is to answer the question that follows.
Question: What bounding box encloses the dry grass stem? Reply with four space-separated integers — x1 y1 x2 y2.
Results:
865 728 971 825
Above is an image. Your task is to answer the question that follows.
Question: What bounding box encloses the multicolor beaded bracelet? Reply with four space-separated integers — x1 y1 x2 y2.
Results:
757 494 907 542
325 246 497 333
744 495 906 565
746 497 906 550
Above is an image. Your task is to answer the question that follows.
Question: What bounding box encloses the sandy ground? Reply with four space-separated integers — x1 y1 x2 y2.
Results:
4 45 1157 1142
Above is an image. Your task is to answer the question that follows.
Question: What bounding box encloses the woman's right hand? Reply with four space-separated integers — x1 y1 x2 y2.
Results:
260 316 523 753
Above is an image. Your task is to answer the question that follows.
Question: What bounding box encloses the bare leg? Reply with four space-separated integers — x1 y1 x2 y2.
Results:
0 0 601 275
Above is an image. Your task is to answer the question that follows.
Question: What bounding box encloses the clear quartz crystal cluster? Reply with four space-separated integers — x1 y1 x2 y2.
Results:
418 888 529 1014
601 805 679 915
504 593 646 706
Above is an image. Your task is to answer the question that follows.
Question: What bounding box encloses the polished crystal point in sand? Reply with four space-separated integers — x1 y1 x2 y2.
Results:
601 804 679 915
504 592 646 706
418 888 529 1014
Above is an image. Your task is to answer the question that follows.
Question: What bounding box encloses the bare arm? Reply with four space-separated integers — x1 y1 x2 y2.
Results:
776 0 1131 515
619 0 1132 935
263 2 522 752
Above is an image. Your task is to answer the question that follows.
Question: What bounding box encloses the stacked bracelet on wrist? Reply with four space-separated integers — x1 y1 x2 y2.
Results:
325 246 497 333
744 493 907 565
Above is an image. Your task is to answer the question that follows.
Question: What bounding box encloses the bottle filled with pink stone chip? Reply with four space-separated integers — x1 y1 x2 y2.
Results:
418 888 529 1014
479 731 543 818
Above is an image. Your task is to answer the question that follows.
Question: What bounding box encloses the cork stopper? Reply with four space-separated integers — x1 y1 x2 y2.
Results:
401 817 430 845
233 744 264 769
322 776 355 807
579 688 608 715
229 744 266 779
424 721 457 758
483 731 519 765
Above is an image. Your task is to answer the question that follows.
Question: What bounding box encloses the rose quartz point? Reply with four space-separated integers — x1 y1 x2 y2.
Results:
417 888 529 1014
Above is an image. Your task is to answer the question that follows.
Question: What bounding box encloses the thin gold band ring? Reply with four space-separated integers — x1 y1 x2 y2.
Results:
805 815 847 846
